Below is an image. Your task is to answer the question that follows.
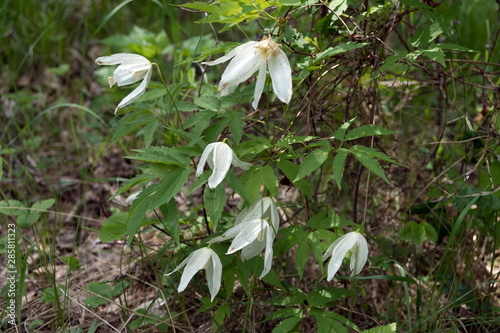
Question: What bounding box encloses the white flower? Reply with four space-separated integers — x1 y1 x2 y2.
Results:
196 142 252 189
209 197 279 278
165 247 222 302
323 231 368 281
95 53 152 113
202 36 292 109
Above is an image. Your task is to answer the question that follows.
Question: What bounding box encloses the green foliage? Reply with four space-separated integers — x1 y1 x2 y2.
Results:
84 280 129 308
0 199 54 228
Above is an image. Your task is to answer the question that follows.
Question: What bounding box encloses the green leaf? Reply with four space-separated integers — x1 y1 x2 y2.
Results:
312 43 368 66
277 159 312 199
110 109 157 145
127 168 190 242
0 200 25 216
100 212 128 242
159 200 180 245
306 286 354 307
225 172 252 204
60 256 81 271
349 147 389 183
294 146 331 182
399 0 433 10
17 199 55 228
261 165 278 197
268 287 306 306
204 185 226 231
274 225 308 256
128 146 190 167
349 145 403 166
203 117 231 143
266 308 302 321
295 239 309 279
345 125 396 141
422 47 446 67
334 118 356 142
40 286 66 305
310 308 350 333
228 111 244 144
361 323 397 333
85 280 129 309
272 316 302 333
332 148 349 190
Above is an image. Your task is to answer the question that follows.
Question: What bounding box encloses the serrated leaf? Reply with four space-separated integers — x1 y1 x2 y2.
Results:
272 315 302 333
350 148 388 183
349 145 404 166
312 43 368 66
274 225 308 256
361 323 397 333
159 200 180 245
110 109 156 145
277 159 311 199
422 47 446 67
332 148 349 189
228 111 244 144
203 117 231 143
127 168 190 242
294 146 331 182
177 2 217 13
204 185 226 231
334 118 356 142
267 308 302 321
307 286 354 307
100 212 128 242
345 125 396 141
225 172 252 204
261 165 278 197
60 256 81 271
295 239 309 279
128 146 190 167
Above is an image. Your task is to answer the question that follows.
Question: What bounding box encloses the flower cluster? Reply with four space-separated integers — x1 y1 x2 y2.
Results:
96 36 369 302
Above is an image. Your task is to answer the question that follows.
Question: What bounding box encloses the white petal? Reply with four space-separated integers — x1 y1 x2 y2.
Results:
112 62 151 87
218 44 264 96
240 239 265 260
350 233 368 276
252 63 267 109
268 49 292 104
95 53 149 66
231 152 252 170
208 143 233 188
115 67 152 113
259 223 275 278
227 219 266 254
177 248 211 292
196 143 216 177
208 223 246 244
324 233 358 281
205 250 222 302
201 42 256 66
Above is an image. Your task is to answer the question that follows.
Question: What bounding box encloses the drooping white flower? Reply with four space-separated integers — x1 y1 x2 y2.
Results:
196 142 252 189
209 197 280 278
323 231 368 281
202 36 292 109
95 53 152 113
165 247 222 302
